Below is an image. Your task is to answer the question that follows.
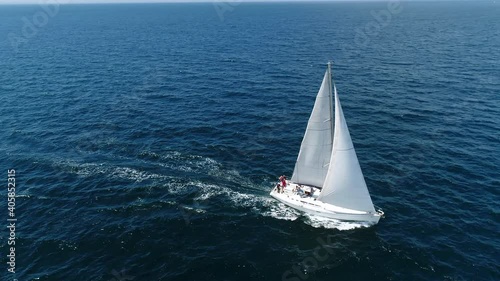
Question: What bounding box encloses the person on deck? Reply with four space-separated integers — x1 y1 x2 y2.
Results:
275 183 281 193
304 186 313 196
280 175 287 191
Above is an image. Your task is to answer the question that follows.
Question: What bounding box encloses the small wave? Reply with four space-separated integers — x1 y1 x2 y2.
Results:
162 151 242 181
191 181 258 207
156 152 224 175
261 201 300 221
179 205 206 214
58 240 78 251
53 159 169 183
109 167 166 182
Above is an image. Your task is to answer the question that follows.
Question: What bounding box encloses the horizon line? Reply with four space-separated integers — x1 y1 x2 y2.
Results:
0 0 486 5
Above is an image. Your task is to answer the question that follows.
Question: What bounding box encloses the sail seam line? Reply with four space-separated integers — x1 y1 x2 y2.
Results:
335 148 354 151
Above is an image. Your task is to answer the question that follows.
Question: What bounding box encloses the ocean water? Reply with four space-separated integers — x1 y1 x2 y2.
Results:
0 1 499 281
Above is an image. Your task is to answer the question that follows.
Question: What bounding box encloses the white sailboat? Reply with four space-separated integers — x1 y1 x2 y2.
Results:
270 62 384 224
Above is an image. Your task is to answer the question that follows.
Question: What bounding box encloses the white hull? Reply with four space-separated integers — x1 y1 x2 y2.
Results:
270 182 383 224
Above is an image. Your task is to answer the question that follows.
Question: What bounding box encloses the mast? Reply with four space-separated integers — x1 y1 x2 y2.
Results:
327 61 334 144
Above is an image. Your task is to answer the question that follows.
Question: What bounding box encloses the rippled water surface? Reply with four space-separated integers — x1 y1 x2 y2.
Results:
0 2 499 281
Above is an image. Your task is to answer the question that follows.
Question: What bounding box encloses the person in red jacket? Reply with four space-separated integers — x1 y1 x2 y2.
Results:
279 175 287 191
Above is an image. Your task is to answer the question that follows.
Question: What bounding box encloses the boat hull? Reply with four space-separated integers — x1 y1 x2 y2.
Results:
270 182 382 224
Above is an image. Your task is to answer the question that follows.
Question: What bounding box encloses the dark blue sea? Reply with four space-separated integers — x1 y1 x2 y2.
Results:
0 1 499 280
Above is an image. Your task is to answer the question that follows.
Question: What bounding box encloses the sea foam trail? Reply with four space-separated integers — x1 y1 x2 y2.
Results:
52 152 372 230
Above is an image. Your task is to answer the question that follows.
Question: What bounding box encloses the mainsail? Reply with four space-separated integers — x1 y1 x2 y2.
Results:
317 85 375 213
291 68 334 188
